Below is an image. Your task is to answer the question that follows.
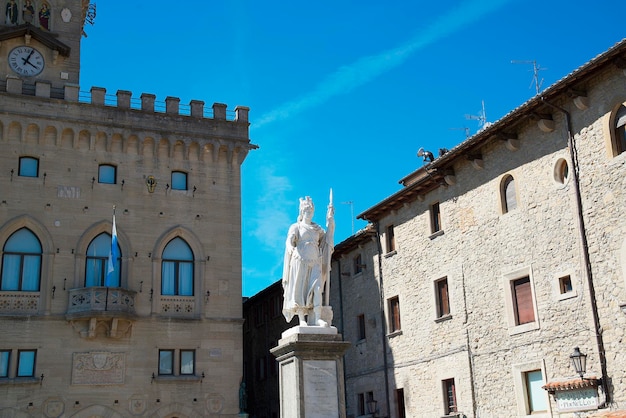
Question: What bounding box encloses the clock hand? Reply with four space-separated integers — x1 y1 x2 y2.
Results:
24 60 39 69
22 49 35 65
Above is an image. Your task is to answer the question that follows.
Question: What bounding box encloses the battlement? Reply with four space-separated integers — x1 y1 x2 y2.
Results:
1 76 249 123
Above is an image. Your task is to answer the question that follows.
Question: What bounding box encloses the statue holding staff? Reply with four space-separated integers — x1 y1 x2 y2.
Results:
282 190 335 327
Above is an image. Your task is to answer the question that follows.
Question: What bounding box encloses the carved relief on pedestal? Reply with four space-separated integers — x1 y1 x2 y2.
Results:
43 397 65 417
128 396 147 416
206 394 224 413
71 351 125 385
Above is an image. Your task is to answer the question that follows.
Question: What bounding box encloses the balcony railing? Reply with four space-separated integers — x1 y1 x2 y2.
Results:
67 287 136 317
0 291 39 314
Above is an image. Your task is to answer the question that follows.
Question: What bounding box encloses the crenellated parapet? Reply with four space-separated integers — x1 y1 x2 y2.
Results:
0 78 256 165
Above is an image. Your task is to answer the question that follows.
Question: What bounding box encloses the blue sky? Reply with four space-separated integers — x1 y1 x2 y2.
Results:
80 1 625 297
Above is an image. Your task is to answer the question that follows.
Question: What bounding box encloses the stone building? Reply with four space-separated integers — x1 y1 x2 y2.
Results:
329 39 626 418
242 281 297 418
0 1 255 416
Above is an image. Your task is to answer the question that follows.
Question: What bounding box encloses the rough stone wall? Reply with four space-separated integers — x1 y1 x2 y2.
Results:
366 67 626 417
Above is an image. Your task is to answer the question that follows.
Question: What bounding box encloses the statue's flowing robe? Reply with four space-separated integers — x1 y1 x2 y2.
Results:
282 221 329 322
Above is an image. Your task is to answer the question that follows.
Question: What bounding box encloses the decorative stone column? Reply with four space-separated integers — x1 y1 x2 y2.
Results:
271 327 350 418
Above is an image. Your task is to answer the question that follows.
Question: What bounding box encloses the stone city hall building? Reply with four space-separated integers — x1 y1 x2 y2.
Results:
328 38 626 418
0 1 255 416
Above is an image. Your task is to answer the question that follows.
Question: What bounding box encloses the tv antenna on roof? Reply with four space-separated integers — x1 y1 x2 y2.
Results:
511 60 547 95
450 127 470 139
465 100 488 128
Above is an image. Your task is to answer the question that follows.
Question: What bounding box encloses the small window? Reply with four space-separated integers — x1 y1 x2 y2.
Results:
513 277 535 325
388 296 401 333
353 253 363 274
158 349 174 375
171 171 188 190
436 277 450 318
98 164 117 184
501 175 517 213
16 350 36 377
430 202 442 233
357 314 366 341
524 369 547 413
396 388 406 418
443 378 457 415
358 391 374 416
386 225 395 253
0 350 10 378
559 275 573 294
18 157 39 177
554 158 570 185
180 350 195 375
613 105 626 156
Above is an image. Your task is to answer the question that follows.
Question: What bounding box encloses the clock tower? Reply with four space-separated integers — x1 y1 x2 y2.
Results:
0 0 92 90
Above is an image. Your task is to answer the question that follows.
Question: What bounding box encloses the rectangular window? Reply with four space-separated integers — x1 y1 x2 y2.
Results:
171 171 188 190
525 369 547 413
386 225 395 253
513 277 535 325
358 393 365 416
436 277 450 318
158 349 174 375
98 164 116 184
16 350 36 377
18 157 39 177
388 296 401 332
357 314 366 341
354 253 363 274
430 202 442 233
0 350 10 378
443 378 457 414
396 388 406 418
559 275 573 294
180 350 195 375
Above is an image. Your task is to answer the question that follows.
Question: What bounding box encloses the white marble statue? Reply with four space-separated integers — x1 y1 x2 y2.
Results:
282 192 335 327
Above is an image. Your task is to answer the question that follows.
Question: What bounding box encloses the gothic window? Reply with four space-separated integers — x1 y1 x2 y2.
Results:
1 228 42 291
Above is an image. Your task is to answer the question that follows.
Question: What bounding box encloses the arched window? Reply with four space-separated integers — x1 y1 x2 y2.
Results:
1 228 42 291
161 238 194 296
613 105 626 156
85 233 121 287
501 175 517 214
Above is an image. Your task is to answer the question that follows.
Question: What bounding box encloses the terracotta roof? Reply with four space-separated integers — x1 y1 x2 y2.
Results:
542 377 599 392
589 411 626 418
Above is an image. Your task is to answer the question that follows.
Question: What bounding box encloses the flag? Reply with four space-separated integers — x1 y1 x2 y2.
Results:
105 206 119 287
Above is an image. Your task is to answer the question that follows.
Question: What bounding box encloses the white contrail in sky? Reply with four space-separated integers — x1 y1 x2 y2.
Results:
255 0 512 127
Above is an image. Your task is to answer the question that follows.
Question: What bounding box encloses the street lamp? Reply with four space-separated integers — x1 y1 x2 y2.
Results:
367 398 378 417
570 347 587 379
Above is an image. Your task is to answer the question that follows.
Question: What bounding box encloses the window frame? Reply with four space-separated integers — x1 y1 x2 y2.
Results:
357 313 366 341
98 164 117 184
161 237 194 296
435 277 450 319
18 156 39 178
179 349 195 375
388 296 401 333
430 202 442 234
386 225 395 254
501 174 518 214
612 104 626 157
16 349 36 377
171 170 188 191
503 267 539 335
443 378 457 415
158 349 175 376
353 253 363 275
85 232 121 287
512 360 550 417
0 350 10 378
1 228 42 292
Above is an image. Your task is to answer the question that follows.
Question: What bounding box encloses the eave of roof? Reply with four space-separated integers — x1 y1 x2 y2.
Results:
0 23 71 56
358 38 626 222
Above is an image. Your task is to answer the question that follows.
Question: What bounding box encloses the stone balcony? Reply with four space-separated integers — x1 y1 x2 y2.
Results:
66 287 137 339
0 291 40 315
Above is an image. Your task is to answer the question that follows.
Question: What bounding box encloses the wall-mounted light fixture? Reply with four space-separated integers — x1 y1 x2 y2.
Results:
43 172 46 184
91 177 95 188
63 278 66 290
121 179 125 190
150 289 153 301
570 347 588 379
52 286 56 299
139 281 143 293
40 373 44 385
205 291 211 302
193 186 197 197
151 372 155 383
367 399 378 417
10 169 13 182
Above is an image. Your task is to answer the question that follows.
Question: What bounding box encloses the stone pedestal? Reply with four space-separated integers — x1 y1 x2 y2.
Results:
270 326 350 418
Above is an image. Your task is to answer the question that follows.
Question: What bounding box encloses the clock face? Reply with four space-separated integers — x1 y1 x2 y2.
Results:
8 46 45 77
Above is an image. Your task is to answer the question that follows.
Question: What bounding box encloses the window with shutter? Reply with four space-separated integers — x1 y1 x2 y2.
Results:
513 277 535 325
614 105 626 156
502 175 517 213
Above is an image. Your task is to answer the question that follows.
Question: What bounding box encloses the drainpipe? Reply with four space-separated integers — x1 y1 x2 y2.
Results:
374 222 392 418
541 98 610 405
